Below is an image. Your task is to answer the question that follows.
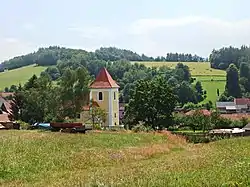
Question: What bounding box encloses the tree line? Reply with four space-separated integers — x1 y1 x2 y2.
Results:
9 68 90 124
0 46 205 71
210 45 250 70
5 55 207 106
8 61 208 125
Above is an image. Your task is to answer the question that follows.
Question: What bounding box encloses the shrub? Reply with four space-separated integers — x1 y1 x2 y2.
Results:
240 117 249 127
132 124 147 133
132 122 153 133
17 120 31 130
93 124 102 130
167 126 179 131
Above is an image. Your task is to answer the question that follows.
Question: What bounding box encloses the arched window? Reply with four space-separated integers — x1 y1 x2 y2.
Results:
114 92 116 100
98 92 103 101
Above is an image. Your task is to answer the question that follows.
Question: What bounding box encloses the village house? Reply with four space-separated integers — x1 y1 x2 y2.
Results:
0 95 14 129
216 98 250 114
80 68 121 128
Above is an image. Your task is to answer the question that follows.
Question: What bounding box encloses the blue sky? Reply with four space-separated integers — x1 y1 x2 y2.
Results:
1 0 250 61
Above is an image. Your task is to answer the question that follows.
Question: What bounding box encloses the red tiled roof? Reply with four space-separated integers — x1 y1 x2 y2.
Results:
234 98 250 105
185 109 211 116
82 100 100 111
221 113 250 120
0 113 11 122
90 68 119 89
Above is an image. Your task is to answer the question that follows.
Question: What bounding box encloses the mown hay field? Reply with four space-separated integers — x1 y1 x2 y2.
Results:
0 65 47 91
135 61 226 76
0 130 250 187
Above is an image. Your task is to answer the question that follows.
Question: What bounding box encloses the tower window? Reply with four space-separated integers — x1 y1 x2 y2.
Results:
114 113 116 118
114 92 116 100
98 92 103 101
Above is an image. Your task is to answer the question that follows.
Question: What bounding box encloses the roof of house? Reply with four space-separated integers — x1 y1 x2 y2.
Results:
234 98 250 105
90 68 119 89
185 109 211 116
226 106 237 110
221 113 250 120
0 113 11 122
0 97 12 113
82 100 100 111
216 102 235 108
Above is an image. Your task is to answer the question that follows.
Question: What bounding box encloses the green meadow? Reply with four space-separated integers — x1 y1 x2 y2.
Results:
136 61 226 76
0 130 250 187
0 65 47 91
136 61 227 103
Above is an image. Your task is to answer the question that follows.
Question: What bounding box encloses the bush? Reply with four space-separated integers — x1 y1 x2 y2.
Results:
93 124 102 130
18 121 31 130
167 126 179 131
240 117 249 127
132 122 153 133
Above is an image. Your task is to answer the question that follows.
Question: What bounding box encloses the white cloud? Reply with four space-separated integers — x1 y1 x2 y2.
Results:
127 17 250 57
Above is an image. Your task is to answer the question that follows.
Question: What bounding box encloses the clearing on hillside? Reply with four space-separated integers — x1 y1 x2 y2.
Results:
0 65 47 90
0 130 250 187
135 61 226 76
135 61 226 103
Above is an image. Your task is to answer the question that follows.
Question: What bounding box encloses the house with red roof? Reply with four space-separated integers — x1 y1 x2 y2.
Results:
216 98 250 114
80 68 120 127
0 96 12 124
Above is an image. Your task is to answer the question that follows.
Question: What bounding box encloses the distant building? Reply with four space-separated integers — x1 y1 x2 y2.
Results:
185 109 211 116
216 98 250 114
0 96 12 125
81 68 120 127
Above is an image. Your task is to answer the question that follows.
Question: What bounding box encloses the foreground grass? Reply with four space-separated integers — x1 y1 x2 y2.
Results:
0 65 47 90
0 130 250 186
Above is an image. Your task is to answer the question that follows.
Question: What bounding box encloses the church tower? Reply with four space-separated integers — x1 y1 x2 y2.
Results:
89 68 120 127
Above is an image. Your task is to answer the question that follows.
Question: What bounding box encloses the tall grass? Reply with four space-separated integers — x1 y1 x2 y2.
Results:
0 130 250 186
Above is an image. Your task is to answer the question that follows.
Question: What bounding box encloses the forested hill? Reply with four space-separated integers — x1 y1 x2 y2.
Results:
0 46 205 71
210 45 250 70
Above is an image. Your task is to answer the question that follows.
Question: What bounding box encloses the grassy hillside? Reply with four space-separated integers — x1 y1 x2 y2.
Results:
0 65 46 90
136 61 226 76
136 61 226 103
0 130 249 186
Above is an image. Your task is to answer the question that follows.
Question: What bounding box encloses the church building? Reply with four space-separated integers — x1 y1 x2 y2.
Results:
81 68 120 127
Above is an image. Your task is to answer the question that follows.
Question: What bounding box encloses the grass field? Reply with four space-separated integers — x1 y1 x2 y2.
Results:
0 65 46 91
195 76 226 103
136 61 226 103
1 130 250 187
136 61 226 76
